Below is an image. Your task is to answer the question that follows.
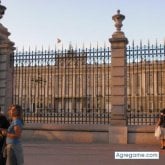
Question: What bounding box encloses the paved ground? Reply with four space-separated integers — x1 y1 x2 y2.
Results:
23 143 165 165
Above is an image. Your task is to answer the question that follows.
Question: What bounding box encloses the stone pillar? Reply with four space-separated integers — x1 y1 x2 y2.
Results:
0 2 15 113
109 10 128 144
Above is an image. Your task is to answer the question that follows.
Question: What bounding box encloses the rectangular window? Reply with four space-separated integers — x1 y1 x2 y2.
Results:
105 74 111 96
157 71 165 95
87 75 91 96
146 72 153 95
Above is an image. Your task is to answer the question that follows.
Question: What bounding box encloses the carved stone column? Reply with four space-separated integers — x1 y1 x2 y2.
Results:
109 10 128 144
0 2 15 113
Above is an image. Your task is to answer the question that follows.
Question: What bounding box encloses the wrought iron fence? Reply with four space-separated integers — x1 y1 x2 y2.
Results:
13 42 165 125
127 42 165 125
13 47 112 124
127 111 159 125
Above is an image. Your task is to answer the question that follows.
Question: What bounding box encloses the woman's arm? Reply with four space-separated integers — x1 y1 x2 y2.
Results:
156 118 161 127
7 125 22 139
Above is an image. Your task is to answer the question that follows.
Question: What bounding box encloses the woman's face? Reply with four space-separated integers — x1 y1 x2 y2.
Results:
8 105 16 117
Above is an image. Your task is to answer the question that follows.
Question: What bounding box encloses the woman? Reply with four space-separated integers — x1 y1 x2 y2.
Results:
2 105 24 165
156 109 165 149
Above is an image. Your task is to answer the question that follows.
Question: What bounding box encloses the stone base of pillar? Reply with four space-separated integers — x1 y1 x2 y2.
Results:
110 110 127 126
109 126 127 144
110 118 127 126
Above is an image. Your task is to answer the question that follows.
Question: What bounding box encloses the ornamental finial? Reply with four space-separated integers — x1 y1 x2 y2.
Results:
112 10 125 32
117 10 120 14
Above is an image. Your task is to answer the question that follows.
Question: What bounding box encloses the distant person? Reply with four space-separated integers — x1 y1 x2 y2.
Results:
2 105 24 165
156 109 165 149
0 107 10 165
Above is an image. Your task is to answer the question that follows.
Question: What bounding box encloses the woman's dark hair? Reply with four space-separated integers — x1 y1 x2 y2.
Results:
160 108 165 114
15 105 22 116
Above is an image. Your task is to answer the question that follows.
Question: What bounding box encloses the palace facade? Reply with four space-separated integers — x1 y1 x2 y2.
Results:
13 49 165 115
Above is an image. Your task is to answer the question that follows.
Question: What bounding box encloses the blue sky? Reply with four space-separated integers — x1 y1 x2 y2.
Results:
1 0 165 49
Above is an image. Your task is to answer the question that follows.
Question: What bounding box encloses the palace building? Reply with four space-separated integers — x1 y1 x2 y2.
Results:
13 48 165 116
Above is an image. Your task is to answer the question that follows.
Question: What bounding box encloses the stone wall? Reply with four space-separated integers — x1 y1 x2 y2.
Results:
22 124 159 144
0 3 15 113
